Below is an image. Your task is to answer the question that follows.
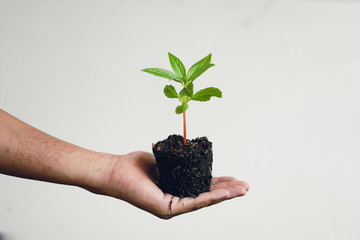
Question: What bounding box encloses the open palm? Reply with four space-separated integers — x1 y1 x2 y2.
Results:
103 151 249 219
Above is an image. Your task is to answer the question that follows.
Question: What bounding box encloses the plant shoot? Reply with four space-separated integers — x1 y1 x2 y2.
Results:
142 53 222 145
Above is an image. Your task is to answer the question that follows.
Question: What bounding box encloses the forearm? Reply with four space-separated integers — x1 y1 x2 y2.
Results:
0 109 115 191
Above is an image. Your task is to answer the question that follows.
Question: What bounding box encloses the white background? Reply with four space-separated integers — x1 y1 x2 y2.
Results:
1 0 360 239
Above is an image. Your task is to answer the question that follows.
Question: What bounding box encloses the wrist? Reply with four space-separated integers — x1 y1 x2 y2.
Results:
69 149 119 194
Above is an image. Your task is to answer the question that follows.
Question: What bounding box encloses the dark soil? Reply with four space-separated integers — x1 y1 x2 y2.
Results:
152 134 213 198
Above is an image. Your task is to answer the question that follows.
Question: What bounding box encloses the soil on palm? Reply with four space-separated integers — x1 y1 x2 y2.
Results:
152 134 213 198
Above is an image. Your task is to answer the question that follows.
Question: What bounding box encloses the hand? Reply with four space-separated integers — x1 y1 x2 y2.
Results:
0 109 249 219
96 151 249 219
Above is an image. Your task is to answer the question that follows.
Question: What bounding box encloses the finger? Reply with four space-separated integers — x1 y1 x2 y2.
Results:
211 180 249 194
170 188 231 216
212 176 239 184
212 177 250 191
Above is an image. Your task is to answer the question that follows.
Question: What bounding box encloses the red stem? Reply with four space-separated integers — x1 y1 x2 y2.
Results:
183 111 187 145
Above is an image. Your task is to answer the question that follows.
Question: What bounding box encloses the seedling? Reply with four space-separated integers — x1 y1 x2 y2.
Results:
142 53 222 145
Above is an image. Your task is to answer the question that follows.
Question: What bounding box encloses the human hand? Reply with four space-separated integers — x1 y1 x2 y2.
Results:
0 109 248 219
96 151 249 219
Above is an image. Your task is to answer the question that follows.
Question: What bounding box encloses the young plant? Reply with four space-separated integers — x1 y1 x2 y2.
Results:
142 53 222 145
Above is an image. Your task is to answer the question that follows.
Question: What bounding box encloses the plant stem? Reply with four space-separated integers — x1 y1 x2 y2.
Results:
183 111 187 145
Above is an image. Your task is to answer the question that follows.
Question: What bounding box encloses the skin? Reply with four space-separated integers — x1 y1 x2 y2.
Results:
0 109 249 219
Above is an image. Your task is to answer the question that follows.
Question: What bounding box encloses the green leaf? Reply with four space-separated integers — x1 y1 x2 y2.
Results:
142 68 181 82
186 83 193 95
188 63 215 83
192 87 222 102
186 54 213 82
163 85 179 99
179 83 193 97
175 102 189 114
168 53 186 78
